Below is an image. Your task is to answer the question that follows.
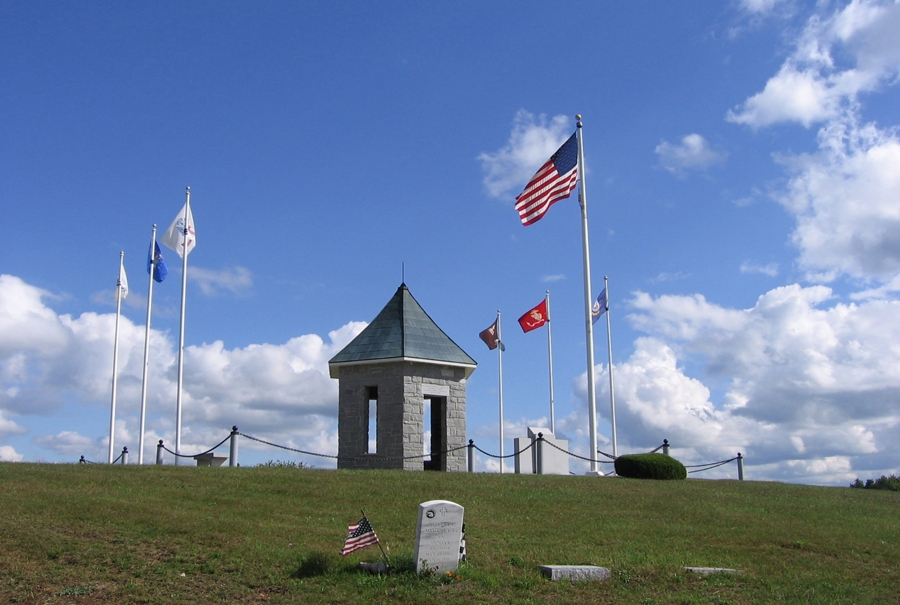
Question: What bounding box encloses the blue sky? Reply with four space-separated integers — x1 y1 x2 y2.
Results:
2 0 900 485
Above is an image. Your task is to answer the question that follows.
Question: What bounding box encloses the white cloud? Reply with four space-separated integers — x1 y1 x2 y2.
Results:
191 265 253 297
726 3 900 284
0 273 366 463
600 284 900 483
35 431 97 457
478 110 574 199
655 134 727 176
0 445 23 462
851 273 900 300
728 0 900 128
776 115 900 281
727 64 839 128
740 261 779 276
754 455 858 485
650 271 691 284
739 0 790 15
628 291 748 340
586 338 757 451
0 275 71 358
0 409 26 436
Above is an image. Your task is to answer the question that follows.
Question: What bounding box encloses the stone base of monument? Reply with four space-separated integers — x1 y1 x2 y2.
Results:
357 562 389 575
540 565 612 582
685 567 741 575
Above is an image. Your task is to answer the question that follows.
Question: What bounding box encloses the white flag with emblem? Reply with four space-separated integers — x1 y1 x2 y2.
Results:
117 262 129 300
162 202 196 258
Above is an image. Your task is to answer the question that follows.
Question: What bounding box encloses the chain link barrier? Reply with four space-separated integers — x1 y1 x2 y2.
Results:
239 431 469 463
539 436 614 464
685 457 739 474
81 428 743 478
159 433 233 459
470 439 535 461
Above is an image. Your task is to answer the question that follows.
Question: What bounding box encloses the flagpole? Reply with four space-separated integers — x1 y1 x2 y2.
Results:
175 187 190 463
546 290 556 435
497 310 504 474
108 251 125 464
576 115 601 475
604 276 618 458
138 226 158 465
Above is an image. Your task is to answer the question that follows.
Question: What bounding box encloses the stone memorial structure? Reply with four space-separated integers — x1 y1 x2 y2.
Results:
514 426 570 475
193 452 228 467
329 284 476 471
413 499 465 573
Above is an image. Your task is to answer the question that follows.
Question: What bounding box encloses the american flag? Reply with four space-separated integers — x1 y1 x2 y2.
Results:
341 516 379 556
515 131 579 226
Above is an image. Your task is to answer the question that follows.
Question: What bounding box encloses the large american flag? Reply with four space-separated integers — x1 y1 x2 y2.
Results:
340 516 379 556
514 132 579 226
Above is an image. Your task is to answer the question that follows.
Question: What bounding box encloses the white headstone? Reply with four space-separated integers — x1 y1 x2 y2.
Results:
413 500 465 574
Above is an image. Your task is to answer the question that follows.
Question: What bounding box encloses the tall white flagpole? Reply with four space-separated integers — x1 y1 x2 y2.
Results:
604 275 618 458
546 290 556 435
497 310 505 474
108 251 126 464
138 226 158 465
175 187 190 463
576 115 601 475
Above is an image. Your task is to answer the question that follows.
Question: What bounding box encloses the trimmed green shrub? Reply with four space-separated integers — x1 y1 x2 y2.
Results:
615 453 687 480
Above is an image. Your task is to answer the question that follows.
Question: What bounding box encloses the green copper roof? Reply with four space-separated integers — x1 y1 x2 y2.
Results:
329 284 476 376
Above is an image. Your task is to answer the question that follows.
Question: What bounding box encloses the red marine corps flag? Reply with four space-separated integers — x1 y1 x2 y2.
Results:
518 292 557 433
518 299 548 333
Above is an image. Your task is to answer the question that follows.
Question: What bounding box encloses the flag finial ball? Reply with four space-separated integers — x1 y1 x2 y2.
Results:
575 114 581 120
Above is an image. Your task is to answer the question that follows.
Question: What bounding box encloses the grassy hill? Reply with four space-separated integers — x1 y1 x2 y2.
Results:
1 462 898 604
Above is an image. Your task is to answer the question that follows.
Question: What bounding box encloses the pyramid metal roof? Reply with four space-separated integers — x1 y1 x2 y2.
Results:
328 284 476 378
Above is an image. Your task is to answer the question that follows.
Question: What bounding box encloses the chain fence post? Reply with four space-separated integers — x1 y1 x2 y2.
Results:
662 439 670 456
737 452 744 481
229 426 239 467
536 433 545 475
120 446 128 465
467 439 474 473
156 440 164 465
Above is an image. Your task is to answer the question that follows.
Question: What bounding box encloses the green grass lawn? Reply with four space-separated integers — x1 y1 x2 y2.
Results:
1 462 898 604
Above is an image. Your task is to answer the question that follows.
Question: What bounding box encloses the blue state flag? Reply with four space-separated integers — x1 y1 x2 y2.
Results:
591 288 608 324
147 241 168 283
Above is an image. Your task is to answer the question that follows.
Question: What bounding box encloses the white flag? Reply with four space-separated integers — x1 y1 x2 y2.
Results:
117 263 129 300
162 202 196 258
